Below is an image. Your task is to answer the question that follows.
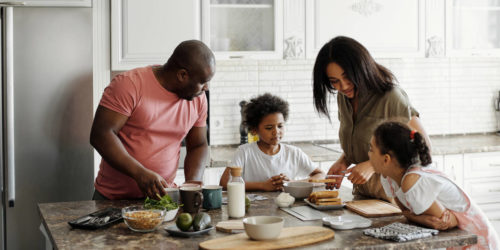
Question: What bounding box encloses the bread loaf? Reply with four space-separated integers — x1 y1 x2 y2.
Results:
317 199 342 206
308 179 336 183
308 190 339 203
315 197 341 205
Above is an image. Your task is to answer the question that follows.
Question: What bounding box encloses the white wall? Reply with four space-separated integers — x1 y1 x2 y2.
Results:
209 57 500 146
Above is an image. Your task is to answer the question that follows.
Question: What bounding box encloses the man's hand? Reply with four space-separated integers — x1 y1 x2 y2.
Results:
326 160 348 189
346 161 375 185
134 168 168 199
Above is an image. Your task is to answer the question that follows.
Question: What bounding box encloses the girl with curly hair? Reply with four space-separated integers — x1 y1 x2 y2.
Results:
220 93 324 191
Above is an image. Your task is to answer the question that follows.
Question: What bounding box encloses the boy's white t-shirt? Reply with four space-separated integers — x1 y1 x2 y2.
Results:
231 143 317 182
380 166 468 215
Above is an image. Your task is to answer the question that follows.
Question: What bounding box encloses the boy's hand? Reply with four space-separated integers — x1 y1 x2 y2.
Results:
262 177 282 191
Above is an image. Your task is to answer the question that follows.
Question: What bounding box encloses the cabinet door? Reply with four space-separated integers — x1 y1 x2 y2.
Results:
443 154 464 188
464 177 500 207
446 0 500 56
463 152 500 179
305 0 425 58
201 0 283 59
111 0 201 70
430 154 444 171
15 0 90 6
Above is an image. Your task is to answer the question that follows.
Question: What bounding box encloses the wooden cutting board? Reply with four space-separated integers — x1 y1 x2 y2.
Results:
215 220 244 233
199 226 334 250
345 199 402 217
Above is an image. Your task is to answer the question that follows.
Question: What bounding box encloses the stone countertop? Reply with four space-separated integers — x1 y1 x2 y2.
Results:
210 133 500 168
39 187 477 250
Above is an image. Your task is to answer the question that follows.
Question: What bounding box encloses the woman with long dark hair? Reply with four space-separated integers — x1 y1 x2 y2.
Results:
313 36 431 201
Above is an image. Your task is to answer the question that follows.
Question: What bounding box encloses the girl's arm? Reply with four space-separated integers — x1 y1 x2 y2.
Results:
400 174 458 230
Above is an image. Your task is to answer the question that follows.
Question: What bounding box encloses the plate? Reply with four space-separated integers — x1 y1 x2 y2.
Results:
304 198 344 210
322 214 372 230
68 207 122 230
164 225 214 237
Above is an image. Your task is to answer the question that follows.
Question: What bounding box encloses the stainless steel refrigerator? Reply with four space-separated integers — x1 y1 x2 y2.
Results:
0 3 94 250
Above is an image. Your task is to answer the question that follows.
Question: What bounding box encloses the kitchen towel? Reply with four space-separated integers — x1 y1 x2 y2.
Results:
363 222 439 242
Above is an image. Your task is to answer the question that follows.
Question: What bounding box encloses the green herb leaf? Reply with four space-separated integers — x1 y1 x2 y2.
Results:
144 194 179 211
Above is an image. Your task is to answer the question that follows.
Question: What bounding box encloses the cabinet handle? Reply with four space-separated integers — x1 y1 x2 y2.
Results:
229 55 244 59
489 163 500 167
489 189 500 192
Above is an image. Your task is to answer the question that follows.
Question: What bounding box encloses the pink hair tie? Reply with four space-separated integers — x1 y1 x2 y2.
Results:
410 130 417 141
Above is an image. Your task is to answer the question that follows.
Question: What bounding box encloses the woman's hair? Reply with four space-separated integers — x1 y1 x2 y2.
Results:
373 121 432 169
244 93 289 131
313 36 396 120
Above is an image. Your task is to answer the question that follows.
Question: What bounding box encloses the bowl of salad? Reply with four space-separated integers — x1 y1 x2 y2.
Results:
144 194 180 222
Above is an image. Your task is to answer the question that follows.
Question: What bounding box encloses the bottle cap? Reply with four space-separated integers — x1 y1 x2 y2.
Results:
229 166 242 177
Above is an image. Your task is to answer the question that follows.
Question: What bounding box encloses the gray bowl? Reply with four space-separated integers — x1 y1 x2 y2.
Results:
283 182 314 199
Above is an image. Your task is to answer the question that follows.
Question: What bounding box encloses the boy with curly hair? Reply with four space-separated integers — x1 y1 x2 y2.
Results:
219 93 324 191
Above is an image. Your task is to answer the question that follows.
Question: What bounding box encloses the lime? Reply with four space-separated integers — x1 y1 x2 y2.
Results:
245 196 250 212
176 213 193 231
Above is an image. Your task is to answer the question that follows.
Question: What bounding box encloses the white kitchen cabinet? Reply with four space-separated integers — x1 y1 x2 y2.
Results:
443 154 464 188
446 0 500 57
174 167 225 186
16 0 90 6
201 0 283 59
305 0 425 59
431 154 444 171
111 0 201 70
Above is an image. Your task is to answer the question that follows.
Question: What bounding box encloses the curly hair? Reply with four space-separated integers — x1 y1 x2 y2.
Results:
373 121 432 169
243 93 289 131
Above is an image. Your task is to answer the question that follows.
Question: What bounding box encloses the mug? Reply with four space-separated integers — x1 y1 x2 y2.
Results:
202 185 222 210
180 187 203 213
164 187 180 204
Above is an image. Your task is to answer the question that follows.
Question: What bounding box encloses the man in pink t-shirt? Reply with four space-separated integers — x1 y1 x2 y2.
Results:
90 40 215 200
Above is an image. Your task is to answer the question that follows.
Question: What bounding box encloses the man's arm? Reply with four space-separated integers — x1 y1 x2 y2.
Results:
90 105 167 198
183 126 209 184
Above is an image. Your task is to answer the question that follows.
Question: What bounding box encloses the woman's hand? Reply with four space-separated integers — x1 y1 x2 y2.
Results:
346 161 375 185
326 159 348 189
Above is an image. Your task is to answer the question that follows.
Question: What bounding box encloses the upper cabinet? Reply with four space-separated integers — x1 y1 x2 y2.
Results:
305 0 425 59
110 0 498 70
201 0 283 60
446 0 500 57
111 0 201 70
5 0 90 6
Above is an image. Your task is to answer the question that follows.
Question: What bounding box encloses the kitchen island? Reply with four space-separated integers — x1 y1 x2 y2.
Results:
39 187 477 249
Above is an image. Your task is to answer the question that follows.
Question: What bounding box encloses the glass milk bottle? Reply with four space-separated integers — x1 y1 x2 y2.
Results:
227 167 245 218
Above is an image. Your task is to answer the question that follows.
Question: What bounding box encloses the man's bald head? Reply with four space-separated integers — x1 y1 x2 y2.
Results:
165 40 215 75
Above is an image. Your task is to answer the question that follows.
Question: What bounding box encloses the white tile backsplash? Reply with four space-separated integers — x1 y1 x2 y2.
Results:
209 58 500 146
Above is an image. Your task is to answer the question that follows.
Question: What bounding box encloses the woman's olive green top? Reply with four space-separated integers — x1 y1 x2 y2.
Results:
337 85 418 200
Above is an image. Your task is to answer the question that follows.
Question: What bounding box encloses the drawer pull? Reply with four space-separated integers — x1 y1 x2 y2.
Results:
489 189 500 192
489 164 500 167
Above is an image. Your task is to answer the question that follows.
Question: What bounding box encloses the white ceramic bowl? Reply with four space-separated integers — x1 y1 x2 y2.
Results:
243 216 284 240
163 207 179 222
283 182 314 199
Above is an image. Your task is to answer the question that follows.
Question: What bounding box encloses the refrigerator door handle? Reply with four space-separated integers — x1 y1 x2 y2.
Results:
0 2 25 7
4 6 15 207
